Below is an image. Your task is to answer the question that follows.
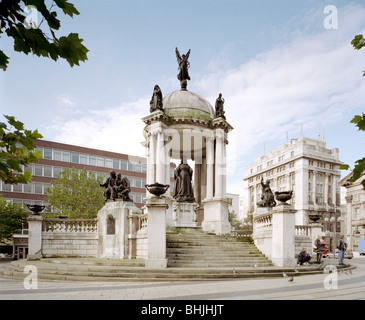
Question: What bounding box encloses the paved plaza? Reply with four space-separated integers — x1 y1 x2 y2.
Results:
0 257 364 301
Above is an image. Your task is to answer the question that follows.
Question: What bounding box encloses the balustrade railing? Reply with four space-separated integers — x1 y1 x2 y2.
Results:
43 219 98 233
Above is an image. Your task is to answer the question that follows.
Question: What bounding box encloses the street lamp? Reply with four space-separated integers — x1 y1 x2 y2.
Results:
324 215 343 258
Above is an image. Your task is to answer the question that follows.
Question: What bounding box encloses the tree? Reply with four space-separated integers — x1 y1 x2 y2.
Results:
0 195 28 243
229 210 243 230
340 113 365 190
0 0 88 70
0 114 43 184
340 35 365 190
45 167 104 219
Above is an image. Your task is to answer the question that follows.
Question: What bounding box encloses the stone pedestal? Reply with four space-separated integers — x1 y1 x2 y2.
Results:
172 202 199 228
27 215 43 261
202 198 231 235
271 204 296 267
145 197 168 268
97 200 140 259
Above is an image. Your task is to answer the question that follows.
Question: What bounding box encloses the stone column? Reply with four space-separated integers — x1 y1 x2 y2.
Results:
155 130 165 185
145 198 168 268
332 174 337 207
148 133 156 185
214 130 224 198
312 170 317 206
27 215 43 261
205 137 214 199
271 204 296 267
324 173 329 207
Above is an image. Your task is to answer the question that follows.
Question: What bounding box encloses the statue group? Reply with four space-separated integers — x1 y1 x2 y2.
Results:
100 170 132 202
175 47 191 91
256 178 276 208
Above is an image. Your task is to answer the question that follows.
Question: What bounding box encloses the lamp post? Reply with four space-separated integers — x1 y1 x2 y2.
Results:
324 215 343 258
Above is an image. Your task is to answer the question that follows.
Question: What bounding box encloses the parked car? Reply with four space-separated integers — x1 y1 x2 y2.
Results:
323 249 353 259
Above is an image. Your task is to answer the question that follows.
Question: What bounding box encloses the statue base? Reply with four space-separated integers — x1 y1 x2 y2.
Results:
97 199 140 259
172 202 199 228
202 198 231 235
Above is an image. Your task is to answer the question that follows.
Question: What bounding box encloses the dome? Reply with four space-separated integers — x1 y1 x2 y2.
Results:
162 90 214 122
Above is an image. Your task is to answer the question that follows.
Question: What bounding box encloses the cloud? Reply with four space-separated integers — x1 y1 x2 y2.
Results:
47 4 365 195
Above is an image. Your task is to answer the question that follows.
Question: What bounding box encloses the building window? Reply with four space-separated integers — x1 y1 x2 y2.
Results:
121 160 127 170
105 159 113 168
54 150 62 161
44 166 52 177
80 154 88 165
53 167 62 177
97 157 104 167
89 156 96 166
34 165 43 176
44 148 53 160
71 153 79 164
62 152 70 162
113 159 120 170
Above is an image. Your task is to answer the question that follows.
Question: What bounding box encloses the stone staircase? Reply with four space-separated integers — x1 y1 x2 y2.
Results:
0 228 349 282
166 228 272 268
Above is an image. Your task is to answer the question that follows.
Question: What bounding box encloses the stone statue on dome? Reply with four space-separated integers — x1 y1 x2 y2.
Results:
150 84 163 113
175 47 191 91
215 93 226 119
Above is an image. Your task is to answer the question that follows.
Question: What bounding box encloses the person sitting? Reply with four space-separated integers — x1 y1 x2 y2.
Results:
298 248 311 266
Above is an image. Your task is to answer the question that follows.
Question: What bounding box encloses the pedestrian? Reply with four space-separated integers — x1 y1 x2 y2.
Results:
298 248 311 265
314 235 324 263
337 235 347 265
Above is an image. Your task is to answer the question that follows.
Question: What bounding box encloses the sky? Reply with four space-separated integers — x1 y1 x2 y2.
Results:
0 0 364 197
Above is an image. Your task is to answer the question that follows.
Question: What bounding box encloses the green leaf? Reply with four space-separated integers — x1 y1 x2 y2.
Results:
351 34 365 50
0 50 9 71
53 0 80 17
350 113 365 131
340 164 350 170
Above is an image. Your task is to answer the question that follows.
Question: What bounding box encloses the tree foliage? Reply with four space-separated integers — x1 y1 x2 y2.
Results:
0 195 28 243
0 114 43 184
340 113 365 190
0 0 88 70
45 167 104 219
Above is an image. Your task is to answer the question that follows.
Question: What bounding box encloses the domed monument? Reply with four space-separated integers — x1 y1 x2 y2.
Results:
142 48 233 234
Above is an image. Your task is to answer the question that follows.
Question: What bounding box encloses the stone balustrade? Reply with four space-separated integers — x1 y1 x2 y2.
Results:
43 219 98 233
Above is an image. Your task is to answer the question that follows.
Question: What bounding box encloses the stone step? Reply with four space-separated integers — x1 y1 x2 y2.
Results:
0 259 342 282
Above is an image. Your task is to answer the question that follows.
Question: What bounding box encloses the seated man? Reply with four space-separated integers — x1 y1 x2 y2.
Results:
298 248 311 266
100 170 118 201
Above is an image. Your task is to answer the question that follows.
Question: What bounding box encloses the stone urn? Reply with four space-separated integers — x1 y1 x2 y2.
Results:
26 204 45 215
309 214 321 222
274 191 293 205
145 183 169 198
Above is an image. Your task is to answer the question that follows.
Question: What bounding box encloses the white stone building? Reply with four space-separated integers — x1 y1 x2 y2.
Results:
243 137 342 233
340 173 365 251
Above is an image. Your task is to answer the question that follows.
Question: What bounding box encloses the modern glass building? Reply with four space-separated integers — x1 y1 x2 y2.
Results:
0 139 175 212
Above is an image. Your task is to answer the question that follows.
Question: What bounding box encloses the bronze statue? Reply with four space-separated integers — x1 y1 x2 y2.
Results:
175 47 191 91
173 158 195 203
100 170 132 202
150 84 163 113
257 178 276 207
215 93 226 119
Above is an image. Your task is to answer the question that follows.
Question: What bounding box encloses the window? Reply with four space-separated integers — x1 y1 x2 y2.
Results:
142 164 147 173
13 184 22 192
135 178 142 188
71 153 79 164
24 183 32 193
80 154 88 165
113 159 120 170
34 183 43 194
62 152 70 162
44 166 52 177
128 161 134 171
34 165 43 176
135 163 142 172
291 151 294 157
97 157 104 167
89 156 97 166
54 150 62 161
44 148 52 160
105 159 113 168
120 160 127 170
278 155 285 162
53 167 62 177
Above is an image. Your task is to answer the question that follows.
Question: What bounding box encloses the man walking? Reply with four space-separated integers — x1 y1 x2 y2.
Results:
337 235 347 265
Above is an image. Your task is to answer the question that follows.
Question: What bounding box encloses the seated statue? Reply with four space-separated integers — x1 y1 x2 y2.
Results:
100 170 118 201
